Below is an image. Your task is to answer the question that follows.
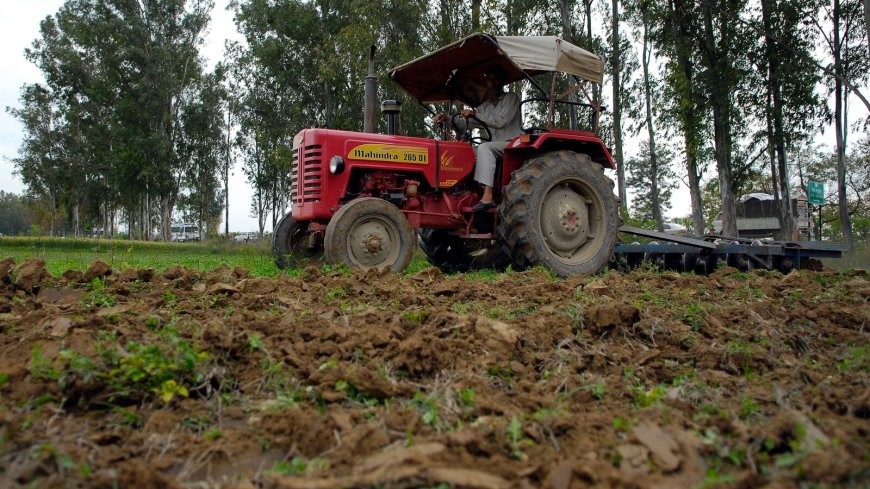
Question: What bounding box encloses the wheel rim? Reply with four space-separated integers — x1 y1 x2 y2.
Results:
346 216 401 269
539 178 605 265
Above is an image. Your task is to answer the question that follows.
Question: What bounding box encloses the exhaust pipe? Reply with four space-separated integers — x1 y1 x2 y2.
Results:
364 45 377 133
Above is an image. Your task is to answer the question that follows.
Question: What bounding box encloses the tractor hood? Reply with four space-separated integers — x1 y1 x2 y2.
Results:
389 33 604 106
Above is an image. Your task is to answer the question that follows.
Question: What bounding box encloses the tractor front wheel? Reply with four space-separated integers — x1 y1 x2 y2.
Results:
498 151 619 277
272 213 324 269
324 198 417 273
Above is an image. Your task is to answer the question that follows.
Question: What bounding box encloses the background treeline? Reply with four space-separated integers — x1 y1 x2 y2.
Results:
6 0 870 248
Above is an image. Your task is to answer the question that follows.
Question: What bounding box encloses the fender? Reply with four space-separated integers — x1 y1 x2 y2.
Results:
500 129 615 188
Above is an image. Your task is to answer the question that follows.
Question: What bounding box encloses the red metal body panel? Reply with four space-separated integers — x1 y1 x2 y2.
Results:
291 128 476 221
500 129 614 189
290 127 612 232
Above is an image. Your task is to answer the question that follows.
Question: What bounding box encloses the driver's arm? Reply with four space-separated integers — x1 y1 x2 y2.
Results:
473 92 520 130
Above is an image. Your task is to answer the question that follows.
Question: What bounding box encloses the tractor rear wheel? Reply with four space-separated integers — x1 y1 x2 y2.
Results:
272 213 324 269
419 229 510 273
324 198 417 273
498 151 619 277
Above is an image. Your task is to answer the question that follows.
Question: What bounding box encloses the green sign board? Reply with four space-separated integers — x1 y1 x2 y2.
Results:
808 181 825 206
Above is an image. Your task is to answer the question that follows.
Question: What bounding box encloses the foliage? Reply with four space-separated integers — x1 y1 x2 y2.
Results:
29 326 210 405
9 0 225 240
0 192 33 236
625 141 678 221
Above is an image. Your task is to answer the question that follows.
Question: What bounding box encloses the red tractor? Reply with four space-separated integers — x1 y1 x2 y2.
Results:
272 34 619 277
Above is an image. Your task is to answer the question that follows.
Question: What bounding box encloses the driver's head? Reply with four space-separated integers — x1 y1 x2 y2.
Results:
482 64 509 88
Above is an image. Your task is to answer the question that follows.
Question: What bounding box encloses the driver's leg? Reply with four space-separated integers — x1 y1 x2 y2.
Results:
474 141 508 205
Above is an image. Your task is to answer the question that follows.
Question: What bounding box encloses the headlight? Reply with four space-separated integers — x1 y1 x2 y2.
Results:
329 156 345 174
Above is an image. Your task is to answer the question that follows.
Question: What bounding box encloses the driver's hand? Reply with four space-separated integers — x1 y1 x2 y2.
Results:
433 113 448 124
460 109 475 118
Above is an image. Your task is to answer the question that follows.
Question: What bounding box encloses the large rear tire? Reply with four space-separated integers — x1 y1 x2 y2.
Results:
272 213 324 269
419 229 510 273
324 198 417 273
498 151 619 277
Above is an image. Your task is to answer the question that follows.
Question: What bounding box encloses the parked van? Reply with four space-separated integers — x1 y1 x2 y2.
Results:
171 223 200 242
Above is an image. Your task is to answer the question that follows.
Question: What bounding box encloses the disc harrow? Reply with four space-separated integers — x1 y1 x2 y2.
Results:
612 226 844 274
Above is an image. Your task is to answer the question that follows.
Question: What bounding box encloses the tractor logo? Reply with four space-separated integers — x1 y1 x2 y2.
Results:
439 153 463 173
348 144 428 165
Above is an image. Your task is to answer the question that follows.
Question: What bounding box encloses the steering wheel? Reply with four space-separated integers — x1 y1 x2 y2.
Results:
450 113 492 145
433 115 457 141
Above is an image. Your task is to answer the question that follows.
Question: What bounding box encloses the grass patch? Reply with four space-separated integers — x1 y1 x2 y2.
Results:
0 237 279 276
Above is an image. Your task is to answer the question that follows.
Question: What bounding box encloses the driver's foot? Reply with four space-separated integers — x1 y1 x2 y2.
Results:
472 201 496 212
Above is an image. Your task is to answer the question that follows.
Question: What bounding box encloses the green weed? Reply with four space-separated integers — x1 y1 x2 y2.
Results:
591 381 607 400
401 310 426 324
410 392 443 432
203 428 222 441
837 345 868 372
82 278 116 309
506 415 528 460
270 457 329 476
459 388 476 410
739 396 762 419
325 286 346 301
682 303 705 332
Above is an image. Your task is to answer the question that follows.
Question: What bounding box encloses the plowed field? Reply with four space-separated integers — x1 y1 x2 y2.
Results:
1 256 868 488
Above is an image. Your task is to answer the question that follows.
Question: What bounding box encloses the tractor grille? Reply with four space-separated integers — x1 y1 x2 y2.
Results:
291 144 323 204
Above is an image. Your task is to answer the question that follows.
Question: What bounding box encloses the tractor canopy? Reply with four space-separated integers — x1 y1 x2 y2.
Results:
389 33 604 107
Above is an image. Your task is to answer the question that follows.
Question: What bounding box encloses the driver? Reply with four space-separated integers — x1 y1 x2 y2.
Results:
434 64 523 211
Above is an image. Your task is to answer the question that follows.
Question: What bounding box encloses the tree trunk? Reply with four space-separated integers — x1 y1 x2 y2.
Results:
585 1 600 111
642 12 663 231
765 90 782 208
73 202 80 237
833 0 854 249
701 0 738 236
225 103 231 237
472 0 481 30
762 0 794 239
611 0 627 211
50 195 57 237
161 194 174 242
671 0 705 236
560 0 578 130
864 0 870 56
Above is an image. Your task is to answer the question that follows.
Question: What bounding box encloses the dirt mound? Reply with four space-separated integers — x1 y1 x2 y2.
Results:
0 260 868 488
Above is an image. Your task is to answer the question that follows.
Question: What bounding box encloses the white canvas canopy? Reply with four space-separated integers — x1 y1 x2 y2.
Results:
494 36 604 85
389 33 604 106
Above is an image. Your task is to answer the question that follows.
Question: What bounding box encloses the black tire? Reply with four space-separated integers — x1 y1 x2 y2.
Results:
324 198 416 273
498 151 619 277
272 213 324 269
419 229 510 273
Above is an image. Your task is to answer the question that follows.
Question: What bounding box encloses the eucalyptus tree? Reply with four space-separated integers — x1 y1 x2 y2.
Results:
16 0 216 240
0 192 32 236
742 0 825 239
8 85 65 235
810 0 870 250
648 0 708 236
698 0 752 236
178 71 228 236
607 0 630 209
626 141 678 222
624 0 668 231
